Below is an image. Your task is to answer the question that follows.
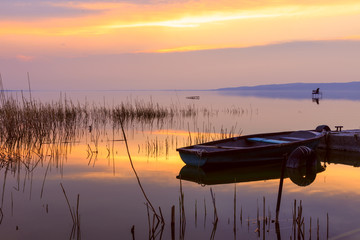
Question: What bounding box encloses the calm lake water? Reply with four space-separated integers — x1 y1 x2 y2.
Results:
1 90 360 239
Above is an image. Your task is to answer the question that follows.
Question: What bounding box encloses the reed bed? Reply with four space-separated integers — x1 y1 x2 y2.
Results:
0 93 244 153
0 94 202 163
0 95 81 160
0 90 248 169
157 184 330 240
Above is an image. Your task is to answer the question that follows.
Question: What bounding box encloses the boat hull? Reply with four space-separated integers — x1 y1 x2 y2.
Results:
177 130 324 167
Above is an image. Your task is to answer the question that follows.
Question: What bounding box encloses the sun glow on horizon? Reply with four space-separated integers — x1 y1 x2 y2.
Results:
101 10 285 29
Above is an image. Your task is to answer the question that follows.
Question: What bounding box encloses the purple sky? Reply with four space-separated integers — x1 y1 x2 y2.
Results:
1 40 359 90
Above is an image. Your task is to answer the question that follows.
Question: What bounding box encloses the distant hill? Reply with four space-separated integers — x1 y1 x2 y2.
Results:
216 82 360 91
215 82 360 100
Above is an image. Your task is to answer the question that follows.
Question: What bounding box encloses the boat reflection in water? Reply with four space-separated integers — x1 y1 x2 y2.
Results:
177 146 360 187
177 156 325 187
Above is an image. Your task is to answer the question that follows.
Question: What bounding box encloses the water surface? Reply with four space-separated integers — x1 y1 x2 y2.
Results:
1 90 360 239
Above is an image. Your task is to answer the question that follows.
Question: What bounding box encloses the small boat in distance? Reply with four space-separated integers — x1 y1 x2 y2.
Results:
186 96 200 100
177 127 327 167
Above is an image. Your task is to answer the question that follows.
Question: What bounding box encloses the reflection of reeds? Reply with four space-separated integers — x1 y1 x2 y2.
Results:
209 188 218 240
292 199 305 239
131 225 135 240
145 203 165 239
119 117 164 225
129 181 330 240
263 197 266 239
0 207 3 224
204 197 207 228
195 199 197 228
327 213 329 239
224 106 258 116
233 183 236 239
289 199 328 240
179 177 186 240
171 205 175 240
60 183 81 239
118 116 168 240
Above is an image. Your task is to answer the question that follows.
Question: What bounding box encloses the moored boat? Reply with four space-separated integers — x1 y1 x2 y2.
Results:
186 96 200 100
176 127 326 167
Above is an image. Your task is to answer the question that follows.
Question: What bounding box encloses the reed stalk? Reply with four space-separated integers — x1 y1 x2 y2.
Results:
0 208 3 224
209 188 218 240
171 205 175 240
233 183 236 238
240 206 242 225
310 217 312 240
317 218 320 240
60 183 75 223
178 177 186 240
119 117 162 223
204 197 207 228
195 199 197 228
131 225 135 240
263 197 266 240
60 183 81 239
327 213 329 240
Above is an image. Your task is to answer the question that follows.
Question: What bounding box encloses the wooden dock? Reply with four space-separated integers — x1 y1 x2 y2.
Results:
318 129 360 152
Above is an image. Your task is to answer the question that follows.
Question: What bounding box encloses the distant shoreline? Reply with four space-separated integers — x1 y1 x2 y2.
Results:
214 82 360 100
215 81 360 91
3 81 360 92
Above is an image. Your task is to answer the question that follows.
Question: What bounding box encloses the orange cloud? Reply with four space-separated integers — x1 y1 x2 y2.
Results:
3 1 359 35
342 35 360 40
16 54 35 62
1 0 360 56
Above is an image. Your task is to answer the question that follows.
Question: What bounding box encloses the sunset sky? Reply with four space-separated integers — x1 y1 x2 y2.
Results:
1 0 360 90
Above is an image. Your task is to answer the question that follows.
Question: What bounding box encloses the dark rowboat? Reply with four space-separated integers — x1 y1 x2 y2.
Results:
177 129 325 167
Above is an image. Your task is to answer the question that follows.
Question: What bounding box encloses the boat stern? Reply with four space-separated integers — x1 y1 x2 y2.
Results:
178 150 207 167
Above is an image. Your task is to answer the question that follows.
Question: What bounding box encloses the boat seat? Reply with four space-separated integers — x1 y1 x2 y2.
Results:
194 145 244 150
279 137 305 141
247 138 290 144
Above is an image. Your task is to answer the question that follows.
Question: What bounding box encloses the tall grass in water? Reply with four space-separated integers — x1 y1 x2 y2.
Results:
187 123 242 146
0 93 203 164
0 86 250 166
0 91 192 234
0 95 81 160
170 186 330 240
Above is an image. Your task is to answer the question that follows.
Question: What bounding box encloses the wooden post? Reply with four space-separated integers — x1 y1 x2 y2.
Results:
171 205 175 240
276 154 288 222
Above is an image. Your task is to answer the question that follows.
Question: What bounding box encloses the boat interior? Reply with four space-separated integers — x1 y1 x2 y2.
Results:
190 131 320 151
